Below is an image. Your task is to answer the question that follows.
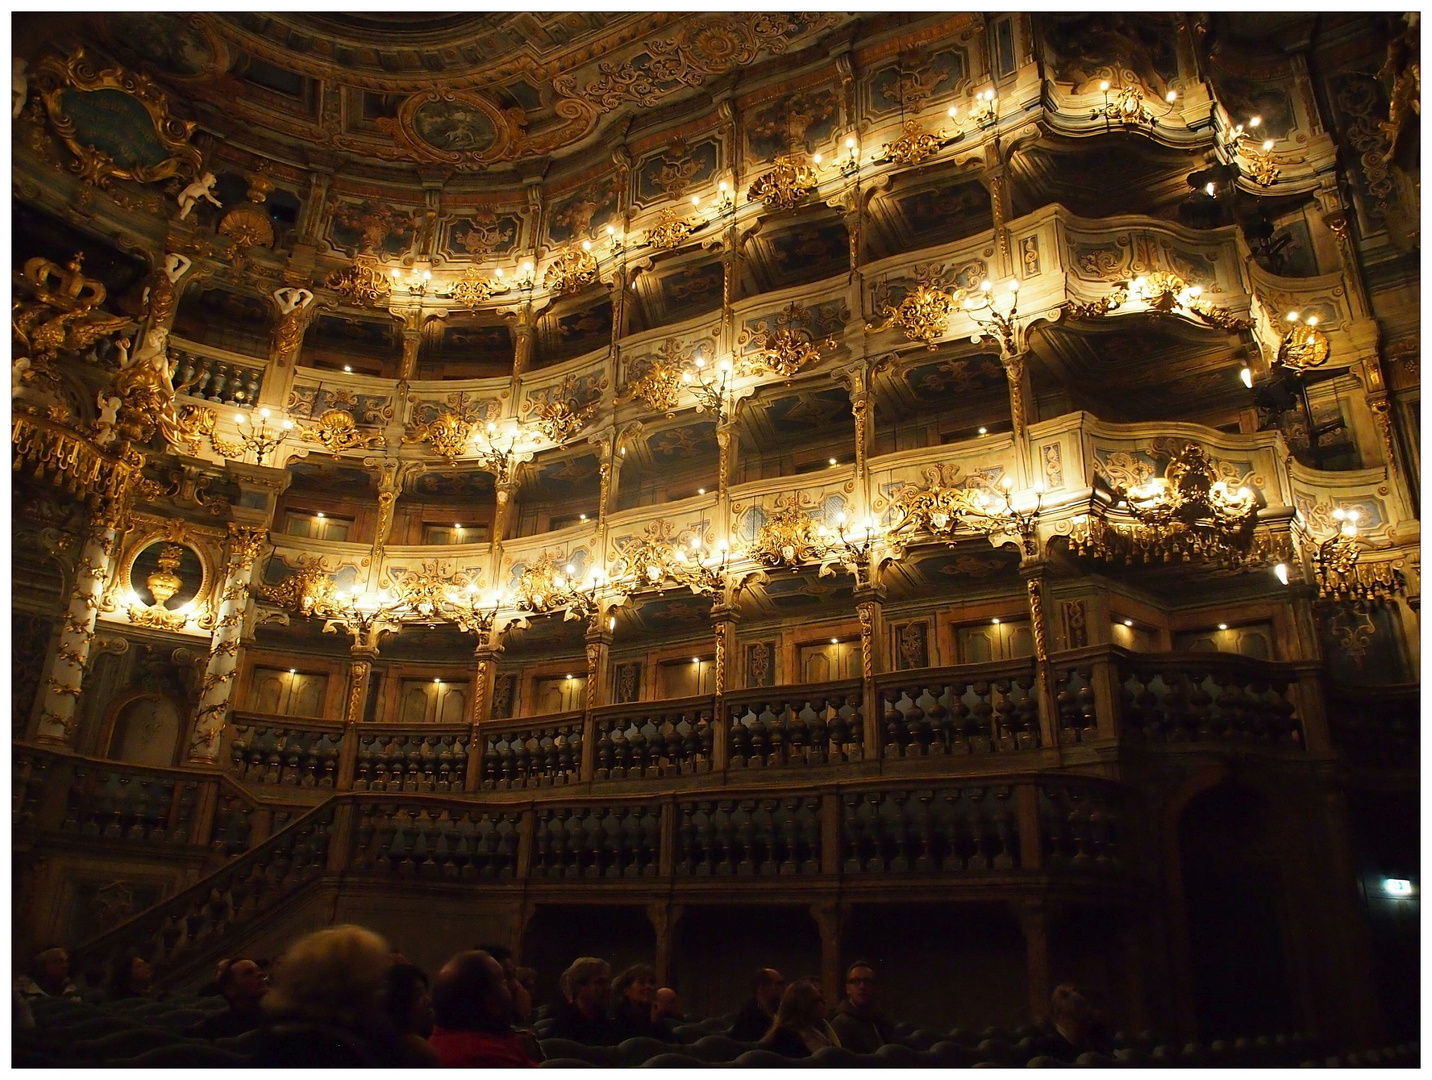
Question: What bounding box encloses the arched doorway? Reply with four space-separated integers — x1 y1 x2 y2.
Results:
1178 784 1295 1039
106 694 181 767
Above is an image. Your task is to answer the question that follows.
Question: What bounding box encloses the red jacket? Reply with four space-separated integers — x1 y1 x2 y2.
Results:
430 1027 537 1067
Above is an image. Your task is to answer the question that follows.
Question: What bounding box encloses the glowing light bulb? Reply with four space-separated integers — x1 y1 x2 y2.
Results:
1002 475 1013 490
1249 115 1261 128
608 616 616 631
1262 139 1274 151
948 105 958 118
282 419 294 429
1205 182 1217 197
978 426 988 435
235 413 246 424
565 563 575 575
344 365 352 373
495 267 505 277
316 511 325 519
1100 80 1110 92
846 137 856 148
1306 315 1319 327
1124 619 1134 627
718 181 728 192
1007 279 1019 293
581 240 591 251
1286 311 1300 322
1274 563 1289 585
260 408 271 419
1166 90 1178 103
981 279 992 292
1218 623 1228 631
812 153 822 164
607 225 615 235
992 618 1000 625
391 268 401 279
829 457 838 466
1241 367 1253 389
697 487 705 495
423 270 431 281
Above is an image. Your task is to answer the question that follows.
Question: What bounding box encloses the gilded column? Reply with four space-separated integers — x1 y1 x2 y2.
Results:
853 583 886 757
512 306 535 378
34 520 120 746
396 308 424 382
1023 570 1061 748
343 648 377 725
187 524 267 762
140 252 195 340
580 614 613 783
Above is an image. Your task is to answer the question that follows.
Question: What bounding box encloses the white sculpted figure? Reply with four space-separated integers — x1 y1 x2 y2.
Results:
94 392 121 446
177 173 221 220
12 57 27 120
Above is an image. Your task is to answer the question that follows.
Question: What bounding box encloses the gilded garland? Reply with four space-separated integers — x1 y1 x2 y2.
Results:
737 302 840 378
542 247 600 295
325 256 393 307
747 154 818 210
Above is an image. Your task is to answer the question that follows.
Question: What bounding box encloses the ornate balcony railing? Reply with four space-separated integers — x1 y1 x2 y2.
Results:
169 338 267 408
354 726 470 794
877 664 1041 758
726 682 865 769
227 717 346 788
1117 654 1304 748
592 698 714 781
1326 685 1419 770
479 714 583 790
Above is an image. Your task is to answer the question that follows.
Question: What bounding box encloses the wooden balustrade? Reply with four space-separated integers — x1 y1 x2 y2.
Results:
478 714 583 790
60 765 202 845
677 796 823 876
724 682 865 769
1326 685 1419 769
1116 654 1304 748
354 726 470 793
171 342 266 407
591 698 715 780
350 801 522 880
840 786 1020 874
228 718 345 788
71 799 336 984
1037 779 1124 870
877 662 1041 758
532 803 663 880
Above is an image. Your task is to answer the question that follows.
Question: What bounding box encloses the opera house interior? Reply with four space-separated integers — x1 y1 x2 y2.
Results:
9 10 1420 1064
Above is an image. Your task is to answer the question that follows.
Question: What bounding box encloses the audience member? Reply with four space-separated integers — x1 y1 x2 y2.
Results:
253 924 401 1066
428 950 535 1067
15 946 81 1002
610 963 676 1042
653 987 684 1026
829 960 896 1053
547 956 619 1045
105 952 155 1002
474 944 544 1062
382 962 439 1067
1041 984 1114 1062
728 967 785 1042
760 977 841 1058
186 958 269 1039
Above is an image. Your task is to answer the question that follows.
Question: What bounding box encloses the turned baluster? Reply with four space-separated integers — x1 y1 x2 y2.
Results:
677 806 697 874
970 682 995 752
595 723 614 779
765 706 786 767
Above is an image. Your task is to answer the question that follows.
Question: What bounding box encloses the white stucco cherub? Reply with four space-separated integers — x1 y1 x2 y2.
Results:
94 392 121 446
12 57 27 121
12 356 32 399
177 172 222 220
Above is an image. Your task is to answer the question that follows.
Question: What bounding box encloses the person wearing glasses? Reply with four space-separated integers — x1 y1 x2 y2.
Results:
829 961 897 1054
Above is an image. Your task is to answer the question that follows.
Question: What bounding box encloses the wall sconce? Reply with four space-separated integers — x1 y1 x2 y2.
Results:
682 351 736 419
470 421 534 486
1224 114 1280 187
964 278 1024 355
390 266 433 297
967 88 997 127
233 407 293 466
1278 310 1331 370
1093 81 1178 128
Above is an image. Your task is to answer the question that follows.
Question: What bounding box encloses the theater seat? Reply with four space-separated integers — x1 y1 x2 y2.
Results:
112 1042 249 1067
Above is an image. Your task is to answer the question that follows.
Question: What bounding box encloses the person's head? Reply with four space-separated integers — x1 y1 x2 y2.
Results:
475 944 530 1023
613 963 658 1009
1050 984 1101 1043
654 987 681 1020
561 957 611 1017
752 968 785 1014
27 947 69 994
432 951 515 1034
772 978 827 1033
110 952 152 996
844 961 876 1009
264 924 393 1031
382 962 434 1039
218 958 268 1012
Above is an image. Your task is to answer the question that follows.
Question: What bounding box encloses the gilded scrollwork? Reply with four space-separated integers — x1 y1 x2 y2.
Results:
32 49 203 188
747 153 819 210
324 256 394 308
541 247 601 295
736 302 843 378
299 408 386 459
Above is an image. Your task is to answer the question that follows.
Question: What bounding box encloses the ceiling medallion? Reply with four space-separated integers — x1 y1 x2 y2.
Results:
443 266 513 311
738 302 838 378
33 49 203 188
1068 442 1259 565
542 247 601 295
747 154 818 210
644 207 704 251
299 408 385 460
881 119 944 167
867 284 956 350
324 256 394 308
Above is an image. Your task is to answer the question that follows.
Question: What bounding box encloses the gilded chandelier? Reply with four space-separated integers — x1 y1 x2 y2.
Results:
1069 443 1259 565
1305 508 1406 603
232 407 293 465
887 476 1043 555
